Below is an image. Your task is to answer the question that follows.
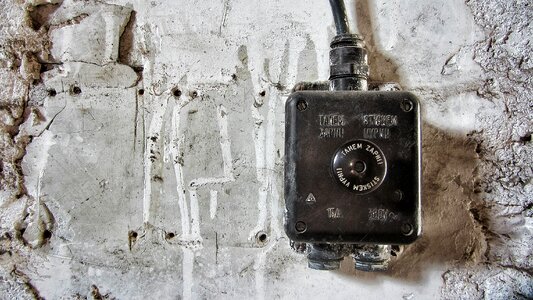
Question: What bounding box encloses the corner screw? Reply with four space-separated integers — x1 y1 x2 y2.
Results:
394 190 403 202
401 99 413 112
297 100 308 111
295 221 307 233
401 223 413 236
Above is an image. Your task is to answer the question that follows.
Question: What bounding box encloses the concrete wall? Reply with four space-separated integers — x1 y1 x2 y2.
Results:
0 0 531 299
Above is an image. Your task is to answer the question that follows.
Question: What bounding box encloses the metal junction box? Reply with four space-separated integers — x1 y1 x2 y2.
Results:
284 91 421 245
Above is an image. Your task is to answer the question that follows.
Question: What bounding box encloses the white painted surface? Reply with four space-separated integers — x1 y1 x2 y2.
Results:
0 0 531 299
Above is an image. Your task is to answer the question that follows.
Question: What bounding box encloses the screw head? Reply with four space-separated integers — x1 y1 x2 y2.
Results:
295 221 307 233
401 223 413 236
394 190 403 202
297 100 308 111
401 99 413 112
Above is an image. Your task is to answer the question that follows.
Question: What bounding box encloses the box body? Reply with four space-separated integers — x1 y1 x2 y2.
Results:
284 91 421 244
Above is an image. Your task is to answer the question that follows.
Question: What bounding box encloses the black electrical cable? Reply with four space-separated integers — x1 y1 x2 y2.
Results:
328 0 368 91
329 0 350 35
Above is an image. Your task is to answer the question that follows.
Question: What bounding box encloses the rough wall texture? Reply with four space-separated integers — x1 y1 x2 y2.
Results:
0 0 531 299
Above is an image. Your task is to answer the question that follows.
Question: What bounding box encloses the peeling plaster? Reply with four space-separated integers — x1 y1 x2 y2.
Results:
0 0 531 299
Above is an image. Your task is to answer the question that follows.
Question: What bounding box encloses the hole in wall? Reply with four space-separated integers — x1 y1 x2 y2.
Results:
128 230 138 251
172 87 182 97
255 231 268 245
475 143 482 154
519 133 531 143
189 90 198 99
258 233 267 242
70 86 81 95
42 229 52 240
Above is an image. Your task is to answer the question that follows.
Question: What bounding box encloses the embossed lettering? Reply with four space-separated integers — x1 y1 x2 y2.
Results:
327 207 343 219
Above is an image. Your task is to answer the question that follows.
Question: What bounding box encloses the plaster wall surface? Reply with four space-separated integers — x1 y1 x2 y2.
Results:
0 0 531 299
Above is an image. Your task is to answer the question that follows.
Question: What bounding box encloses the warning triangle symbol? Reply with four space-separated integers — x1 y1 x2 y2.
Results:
306 193 316 203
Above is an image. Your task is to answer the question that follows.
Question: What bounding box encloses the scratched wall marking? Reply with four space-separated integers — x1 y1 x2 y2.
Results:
169 100 235 300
